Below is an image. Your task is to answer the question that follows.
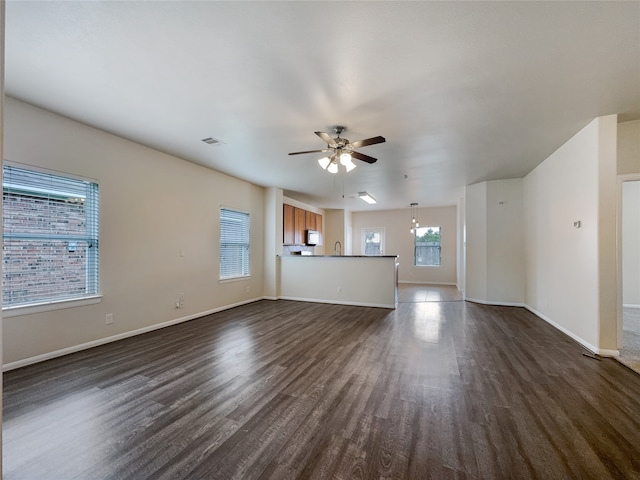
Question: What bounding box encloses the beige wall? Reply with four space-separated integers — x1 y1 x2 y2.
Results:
523 115 618 354
279 256 397 308
465 179 524 305
263 187 283 299
623 181 640 306
1 3 6 470
351 206 457 284
465 182 487 300
4 98 267 366
324 209 345 255
618 120 640 175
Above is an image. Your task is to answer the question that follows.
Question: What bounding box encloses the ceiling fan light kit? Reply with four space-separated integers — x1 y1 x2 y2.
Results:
344 160 356 172
317 153 356 174
318 157 331 170
289 125 385 174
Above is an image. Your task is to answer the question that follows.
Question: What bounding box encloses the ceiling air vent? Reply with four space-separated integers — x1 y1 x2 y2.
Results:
201 136 224 145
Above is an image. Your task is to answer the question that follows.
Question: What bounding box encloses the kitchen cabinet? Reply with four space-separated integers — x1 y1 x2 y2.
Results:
283 204 295 245
314 213 323 244
283 205 323 246
305 211 316 231
294 207 306 245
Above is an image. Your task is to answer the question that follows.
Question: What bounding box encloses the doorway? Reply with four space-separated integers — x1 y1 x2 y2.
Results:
618 179 640 373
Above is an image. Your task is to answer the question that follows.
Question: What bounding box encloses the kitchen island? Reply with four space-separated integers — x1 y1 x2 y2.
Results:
278 255 398 308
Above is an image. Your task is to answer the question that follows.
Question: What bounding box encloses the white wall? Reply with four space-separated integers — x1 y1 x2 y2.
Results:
351 206 457 284
4 98 267 366
623 181 640 306
523 115 618 354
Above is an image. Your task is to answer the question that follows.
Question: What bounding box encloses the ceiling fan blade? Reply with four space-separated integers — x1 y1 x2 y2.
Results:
288 149 331 156
315 131 338 147
351 151 378 164
348 136 386 149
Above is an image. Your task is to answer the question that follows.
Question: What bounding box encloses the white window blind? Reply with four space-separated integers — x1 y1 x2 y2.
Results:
219 207 250 279
3 165 100 307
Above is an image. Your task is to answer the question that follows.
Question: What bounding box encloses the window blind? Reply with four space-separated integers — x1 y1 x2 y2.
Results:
3 165 100 307
219 207 250 279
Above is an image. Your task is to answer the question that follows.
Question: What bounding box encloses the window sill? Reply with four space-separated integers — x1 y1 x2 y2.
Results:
219 275 251 284
3 295 103 318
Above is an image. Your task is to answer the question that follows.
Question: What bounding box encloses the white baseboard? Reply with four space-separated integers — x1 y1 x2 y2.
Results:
3 296 267 371
277 295 396 309
398 281 457 286
465 297 525 308
623 304 640 309
524 305 619 357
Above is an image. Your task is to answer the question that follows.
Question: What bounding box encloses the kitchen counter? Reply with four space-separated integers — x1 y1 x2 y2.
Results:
278 255 398 308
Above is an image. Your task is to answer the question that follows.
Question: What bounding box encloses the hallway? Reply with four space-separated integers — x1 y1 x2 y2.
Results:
619 307 640 374
397 283 463 303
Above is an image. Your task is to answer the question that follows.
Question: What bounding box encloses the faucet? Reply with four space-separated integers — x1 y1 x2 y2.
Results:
334 241 342 256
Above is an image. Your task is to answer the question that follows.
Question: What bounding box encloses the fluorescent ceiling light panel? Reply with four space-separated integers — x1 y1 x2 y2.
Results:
358 192 376 204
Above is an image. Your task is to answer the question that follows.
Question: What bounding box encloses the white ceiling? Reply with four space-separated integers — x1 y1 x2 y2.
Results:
4 1 640 211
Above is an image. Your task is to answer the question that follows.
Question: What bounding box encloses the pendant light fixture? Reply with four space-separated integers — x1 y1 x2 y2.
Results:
409 202 419 234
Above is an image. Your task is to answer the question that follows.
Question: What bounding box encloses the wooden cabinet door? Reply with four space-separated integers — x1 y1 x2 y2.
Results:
294 207 306 245
305 211 316 231
314 213 323 245
283 204 295 245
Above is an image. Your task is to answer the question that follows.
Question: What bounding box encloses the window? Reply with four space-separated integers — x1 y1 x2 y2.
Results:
220 207 250 279
361 228 385 256
415 226 441 266
3 164 99 307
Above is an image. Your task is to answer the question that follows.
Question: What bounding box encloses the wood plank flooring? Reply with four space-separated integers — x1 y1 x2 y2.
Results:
4 298 640 479
397 284 463 303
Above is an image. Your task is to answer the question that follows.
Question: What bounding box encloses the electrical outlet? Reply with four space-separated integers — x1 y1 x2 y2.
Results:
175 301 181 309
105 313 113 325
337 287 343 294
245 286 250 293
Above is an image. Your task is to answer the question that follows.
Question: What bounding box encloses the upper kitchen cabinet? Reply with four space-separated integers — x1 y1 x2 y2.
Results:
283 204 295 245
294 208 306 245
283 204 323 246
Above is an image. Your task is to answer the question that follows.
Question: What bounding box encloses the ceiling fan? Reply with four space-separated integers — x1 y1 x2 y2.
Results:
288 126 385 173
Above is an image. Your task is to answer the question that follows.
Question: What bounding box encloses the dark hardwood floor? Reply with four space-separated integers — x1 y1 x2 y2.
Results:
4 298 640 479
